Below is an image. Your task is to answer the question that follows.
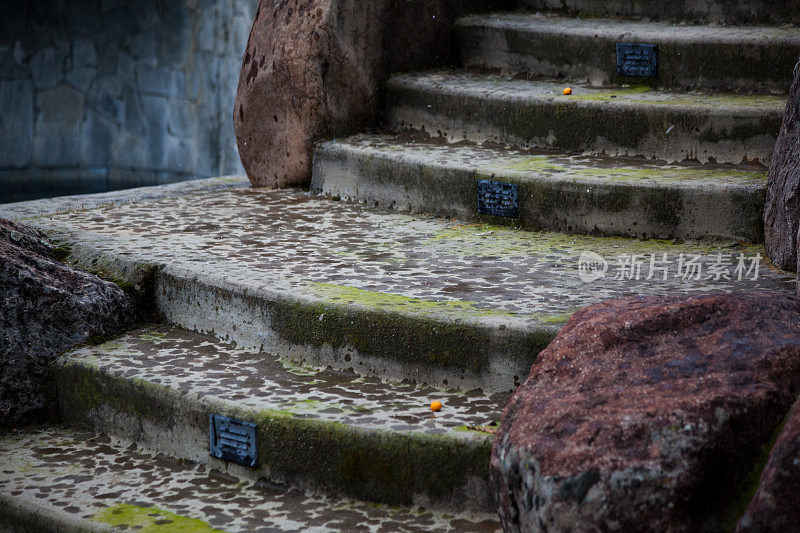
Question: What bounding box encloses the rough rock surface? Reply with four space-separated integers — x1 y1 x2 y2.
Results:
764 60 800 272
738 395 800 531
234 0 507 188
490 291 800 532
0 218 137 427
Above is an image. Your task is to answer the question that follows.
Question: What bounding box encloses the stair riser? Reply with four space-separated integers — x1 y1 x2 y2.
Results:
387 83 781 165
457 23 799 93
312 143 766 241
517 0 800 25
56 362 495 512
155 270 546 392
58 243 547 392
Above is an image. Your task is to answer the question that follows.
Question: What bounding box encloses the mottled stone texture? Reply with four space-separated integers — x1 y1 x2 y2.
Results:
0 0 258 203
738 396 800 532
491 291 800 532
234 0 510 187
764 59 800 273
0 219 136 427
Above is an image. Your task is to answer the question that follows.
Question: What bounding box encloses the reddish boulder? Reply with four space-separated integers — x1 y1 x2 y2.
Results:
0 218 137 427
738 396 800 531
234 0 509 188
490 291 800 532
764 59 800 272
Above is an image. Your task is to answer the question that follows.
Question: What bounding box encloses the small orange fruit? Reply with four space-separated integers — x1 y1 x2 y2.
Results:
430 400 443 412
562 87 572 95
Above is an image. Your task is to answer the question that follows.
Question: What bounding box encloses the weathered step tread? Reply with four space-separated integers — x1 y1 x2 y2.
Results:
390 70 786 111
1 181 794 391
317 134 767 188
313 134 767 240
458 12 800 45
456 13 800 92
8 184 792 328
62 325 507 435
516 0 800 26
0 427 500 532
387 70 784 165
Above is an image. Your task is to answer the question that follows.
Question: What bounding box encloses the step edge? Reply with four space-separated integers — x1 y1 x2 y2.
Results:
55 358 497 512
314 139 768 193
387 76 787 114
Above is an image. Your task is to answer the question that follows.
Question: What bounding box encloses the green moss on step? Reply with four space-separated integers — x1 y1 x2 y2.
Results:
94 503 222 532
308 282 515 318
498 156 765 183
562 87 783 107
539 312 574 325
427 222 758 258
249 410 493 508
51 244 72 262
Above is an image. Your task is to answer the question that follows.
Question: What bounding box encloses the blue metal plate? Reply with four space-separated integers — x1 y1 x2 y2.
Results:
209 414 257 467
616 43 658 77
477 180 519 218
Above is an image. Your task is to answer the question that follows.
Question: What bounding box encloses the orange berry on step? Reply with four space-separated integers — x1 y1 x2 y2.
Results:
563 87 572 95
430 401 443 412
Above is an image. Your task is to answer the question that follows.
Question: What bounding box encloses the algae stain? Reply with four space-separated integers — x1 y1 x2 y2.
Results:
307 282 515 318
498 156 765 183
138 331 168 342
278 357 324 378
427 222 759 258
94 503 223 532
562 86 783 107
539 312 574 325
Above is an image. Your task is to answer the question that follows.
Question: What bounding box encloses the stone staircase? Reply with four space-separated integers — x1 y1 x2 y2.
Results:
1 1 799 531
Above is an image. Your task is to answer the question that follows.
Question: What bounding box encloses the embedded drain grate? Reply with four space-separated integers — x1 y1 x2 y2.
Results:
209 414 258 467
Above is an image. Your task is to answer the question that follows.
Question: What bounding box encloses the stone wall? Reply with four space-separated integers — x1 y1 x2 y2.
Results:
0 0 257 203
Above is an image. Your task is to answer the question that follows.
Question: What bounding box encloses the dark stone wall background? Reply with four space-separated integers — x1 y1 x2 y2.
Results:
0 0 258 203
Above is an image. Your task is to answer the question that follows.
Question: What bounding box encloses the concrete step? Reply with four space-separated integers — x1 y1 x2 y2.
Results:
0 426 500 532
0 178 794 392
456 13 800 93
386 70 785 166
312 133 766 241
516 0 800 25
55 325 506 512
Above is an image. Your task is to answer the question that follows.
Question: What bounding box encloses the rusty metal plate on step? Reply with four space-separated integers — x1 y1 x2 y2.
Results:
616 43 658 77
209 414 257 467
477 180 519 218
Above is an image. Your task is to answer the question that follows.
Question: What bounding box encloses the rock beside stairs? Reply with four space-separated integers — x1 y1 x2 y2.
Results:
738 395 800 531
0 218 137 428
234 0 505 187
490 291 800 532
765 61 800 273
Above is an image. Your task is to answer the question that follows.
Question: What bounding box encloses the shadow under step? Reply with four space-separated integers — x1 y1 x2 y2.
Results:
312 134 767 242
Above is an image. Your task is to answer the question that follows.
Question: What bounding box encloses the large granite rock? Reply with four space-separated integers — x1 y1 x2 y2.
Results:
490 291 800 532
738 396 800 531
764 59 800 272
234 0 508 188
0 218 137 427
